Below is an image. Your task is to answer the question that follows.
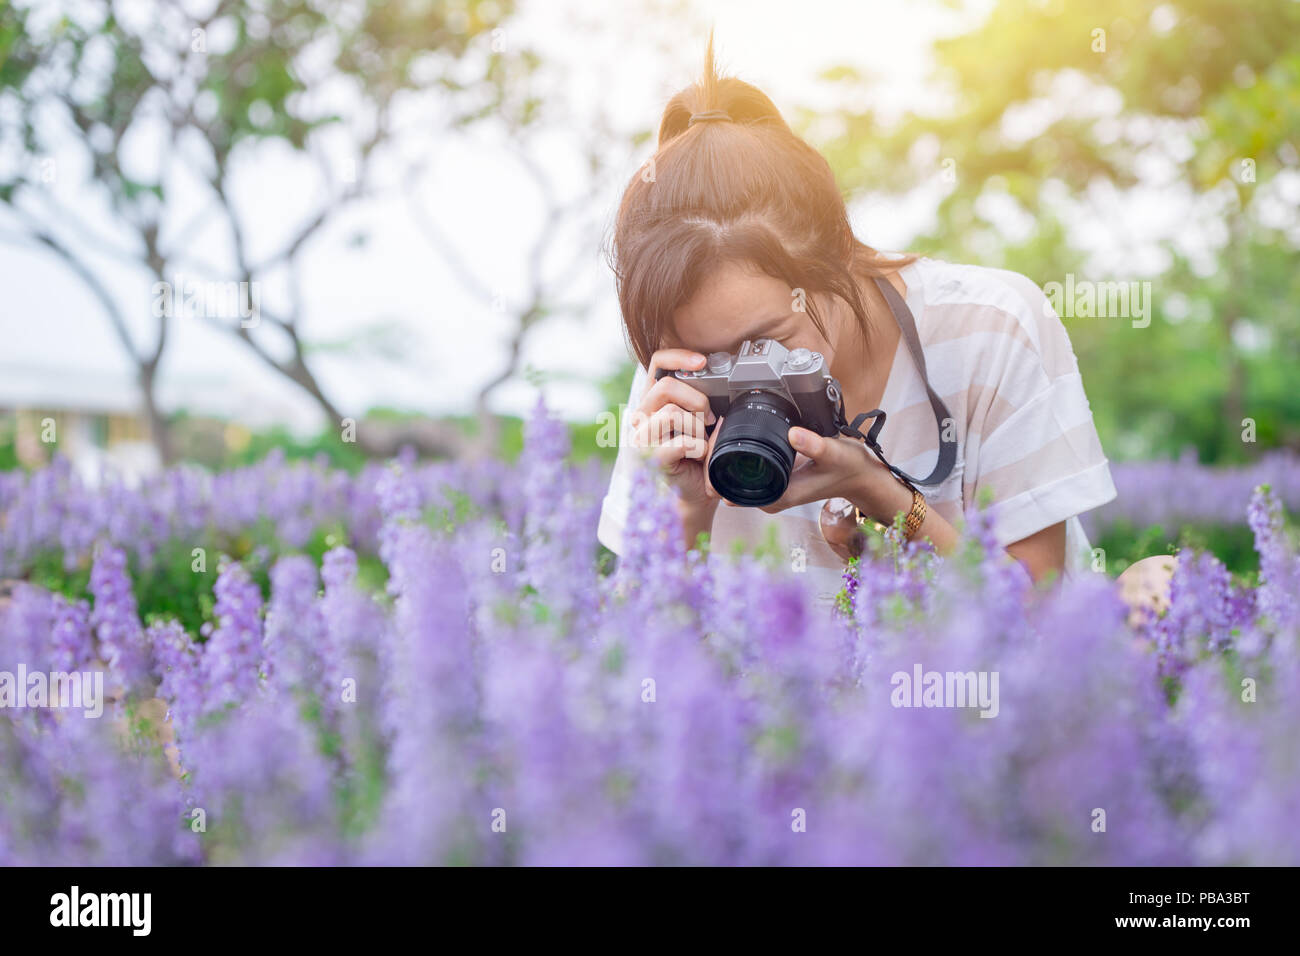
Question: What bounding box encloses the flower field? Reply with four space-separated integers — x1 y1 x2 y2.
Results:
2 402 1298 865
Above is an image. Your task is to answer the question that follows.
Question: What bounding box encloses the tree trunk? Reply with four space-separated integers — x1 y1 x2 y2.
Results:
138 363 174 466
1221 207 1247 460
472 312 537 458
474 396 503 459
279 356 468 459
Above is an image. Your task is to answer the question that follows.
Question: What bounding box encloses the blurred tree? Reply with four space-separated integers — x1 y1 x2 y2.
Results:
404 108 635 453
399 1 687 453
0 0 525 461
815 0 1300 462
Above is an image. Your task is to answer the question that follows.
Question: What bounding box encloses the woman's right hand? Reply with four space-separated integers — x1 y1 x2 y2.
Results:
629 348 721 516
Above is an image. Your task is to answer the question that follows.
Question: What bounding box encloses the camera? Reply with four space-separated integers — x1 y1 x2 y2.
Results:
655 339 845 506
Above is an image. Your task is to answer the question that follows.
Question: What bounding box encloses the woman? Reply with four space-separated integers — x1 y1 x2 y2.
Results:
598 38 1119 602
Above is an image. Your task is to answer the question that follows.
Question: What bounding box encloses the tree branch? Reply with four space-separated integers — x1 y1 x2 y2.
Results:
4 204 141 363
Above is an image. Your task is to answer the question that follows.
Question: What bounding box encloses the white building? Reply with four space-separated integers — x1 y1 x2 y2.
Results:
0 361 320 483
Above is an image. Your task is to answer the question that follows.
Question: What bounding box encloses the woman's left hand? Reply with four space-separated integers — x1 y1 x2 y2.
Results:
724 426 912 522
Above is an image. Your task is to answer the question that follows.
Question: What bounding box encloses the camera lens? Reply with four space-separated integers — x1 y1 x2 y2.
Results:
708 390 799 506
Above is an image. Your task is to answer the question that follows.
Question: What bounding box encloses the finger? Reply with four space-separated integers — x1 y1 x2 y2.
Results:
759 460 834 513
787 427 830 462
783 451 869 513
654 404 709 442
758 478 808 513
641 375 715 418
702 415 724 498
650 434 709 472
647 349 707 380
759 482 825 513
758 501 788 514
631 403 708 447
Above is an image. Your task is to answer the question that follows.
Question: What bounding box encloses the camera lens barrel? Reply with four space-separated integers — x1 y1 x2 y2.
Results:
708 390 800 506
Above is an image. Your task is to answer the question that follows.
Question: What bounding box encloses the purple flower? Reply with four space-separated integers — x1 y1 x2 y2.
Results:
1150 549 1253 675
201 560 265 712
183 696 338 864
5 443 1300 865
50 594 93 674
150 619 204 752
264 556 327 696
1248 484 1300 631
367 489 481 864
89 544 153 697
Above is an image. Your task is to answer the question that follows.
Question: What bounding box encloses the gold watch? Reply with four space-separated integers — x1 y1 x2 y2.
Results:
902 488 927 541
849 486 927 541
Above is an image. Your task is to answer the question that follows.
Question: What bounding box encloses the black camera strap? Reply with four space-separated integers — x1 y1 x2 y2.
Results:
833 274 958 494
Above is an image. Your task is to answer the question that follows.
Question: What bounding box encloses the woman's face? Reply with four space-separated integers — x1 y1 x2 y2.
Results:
664 259 848 367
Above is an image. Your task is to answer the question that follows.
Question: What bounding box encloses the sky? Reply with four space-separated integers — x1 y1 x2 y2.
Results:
0 0 983 434
25 0 1256 442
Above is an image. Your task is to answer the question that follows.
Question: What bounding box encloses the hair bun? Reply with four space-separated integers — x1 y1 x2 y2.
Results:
656 30 790 146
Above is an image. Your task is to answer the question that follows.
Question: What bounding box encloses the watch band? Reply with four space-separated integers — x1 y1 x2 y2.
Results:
849 486 927 541
902 489 927 541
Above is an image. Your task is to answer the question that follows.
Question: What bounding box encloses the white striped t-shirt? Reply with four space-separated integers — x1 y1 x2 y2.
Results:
596 256 1117 601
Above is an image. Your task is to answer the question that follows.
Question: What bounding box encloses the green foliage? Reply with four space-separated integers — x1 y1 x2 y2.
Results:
136 540 222 638
0 434 21 472
1093 521 1261 578
21 508 397 637
24 550 92 605
424 486 480 534
220 424 372 474
0 0 520 201
817 0 1300 465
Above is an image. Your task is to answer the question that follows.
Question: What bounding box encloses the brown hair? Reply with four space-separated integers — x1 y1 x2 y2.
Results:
607 32 915 370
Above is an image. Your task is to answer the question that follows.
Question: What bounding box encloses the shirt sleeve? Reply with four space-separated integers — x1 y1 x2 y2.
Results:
968 271 1117 547
596 363 651 556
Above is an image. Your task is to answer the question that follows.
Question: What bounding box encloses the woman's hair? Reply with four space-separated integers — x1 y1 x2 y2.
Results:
607 32 915 369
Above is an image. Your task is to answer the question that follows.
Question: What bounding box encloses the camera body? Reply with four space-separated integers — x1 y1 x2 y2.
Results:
656 339 846 506
660 339 843 435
